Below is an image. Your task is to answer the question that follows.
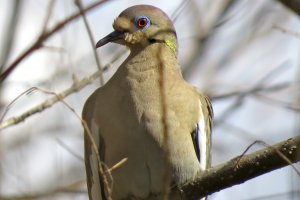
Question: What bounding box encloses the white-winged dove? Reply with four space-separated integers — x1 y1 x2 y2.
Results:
82 4 213 200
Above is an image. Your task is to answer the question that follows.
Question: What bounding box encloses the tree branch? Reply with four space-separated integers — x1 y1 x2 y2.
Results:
179 136 300 199
0 70 101 130
0 49 127 130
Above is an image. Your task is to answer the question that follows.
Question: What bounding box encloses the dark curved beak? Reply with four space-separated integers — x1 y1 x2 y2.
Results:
95 31 124 48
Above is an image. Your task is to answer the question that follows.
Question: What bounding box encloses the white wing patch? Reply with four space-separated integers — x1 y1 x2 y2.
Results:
197 100 208 171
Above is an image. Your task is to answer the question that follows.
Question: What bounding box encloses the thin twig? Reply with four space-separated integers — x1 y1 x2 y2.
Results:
171 0 191 22
82 120 113 200
108 158 128 173
74 0 105 86
41 0 56 35
0 87 36 122
0 0 23 72
56 138 84 162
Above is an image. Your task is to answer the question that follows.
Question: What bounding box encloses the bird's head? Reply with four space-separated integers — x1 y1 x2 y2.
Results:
96 5 178 53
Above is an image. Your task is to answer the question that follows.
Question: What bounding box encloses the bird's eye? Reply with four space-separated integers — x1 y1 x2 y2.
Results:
134 16 151 30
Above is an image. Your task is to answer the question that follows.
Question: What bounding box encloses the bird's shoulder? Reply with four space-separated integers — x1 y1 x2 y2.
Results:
82 87 107 123
194 88 214 128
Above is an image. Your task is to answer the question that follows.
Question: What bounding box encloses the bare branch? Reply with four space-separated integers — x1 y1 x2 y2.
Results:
0 0 109 83
179 136 300 199
0 0 23 72
0 70 101 130
0 48 126 130
74 0 105 86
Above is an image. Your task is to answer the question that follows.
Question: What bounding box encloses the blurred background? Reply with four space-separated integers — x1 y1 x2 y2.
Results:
0 0 299 199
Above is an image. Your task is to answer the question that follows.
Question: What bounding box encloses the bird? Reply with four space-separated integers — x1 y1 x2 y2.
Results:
82 4 213 200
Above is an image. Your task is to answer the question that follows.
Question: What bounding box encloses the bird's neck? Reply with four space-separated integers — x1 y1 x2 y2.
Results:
125 42 181 75
107 42 183 91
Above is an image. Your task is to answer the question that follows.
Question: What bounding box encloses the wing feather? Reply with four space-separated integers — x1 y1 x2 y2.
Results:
83 95 106 200
192 93 213 170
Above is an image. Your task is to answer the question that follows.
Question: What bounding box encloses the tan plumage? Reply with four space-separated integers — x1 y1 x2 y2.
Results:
83 5 213 200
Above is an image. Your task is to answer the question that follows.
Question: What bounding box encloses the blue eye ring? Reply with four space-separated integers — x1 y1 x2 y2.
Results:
134 16 151 30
